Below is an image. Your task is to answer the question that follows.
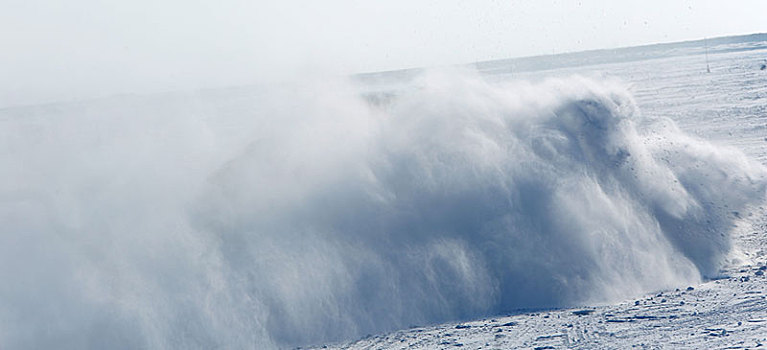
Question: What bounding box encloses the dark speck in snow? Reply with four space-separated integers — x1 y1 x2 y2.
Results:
573 309 595 316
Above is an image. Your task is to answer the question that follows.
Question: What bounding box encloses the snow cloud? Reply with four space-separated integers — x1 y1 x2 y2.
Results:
1 71 765 348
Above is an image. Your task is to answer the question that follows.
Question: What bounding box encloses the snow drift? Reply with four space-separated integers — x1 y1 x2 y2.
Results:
0 71 765 348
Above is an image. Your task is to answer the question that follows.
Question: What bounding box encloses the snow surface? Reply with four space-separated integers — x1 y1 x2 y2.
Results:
311 220 767 349
311 43 767 350
0 39 766 350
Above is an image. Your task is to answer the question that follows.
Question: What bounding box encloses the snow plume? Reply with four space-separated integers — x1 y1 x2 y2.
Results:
1 71 765 348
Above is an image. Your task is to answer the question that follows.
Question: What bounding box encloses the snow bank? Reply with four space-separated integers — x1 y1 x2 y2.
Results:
1 71 765 348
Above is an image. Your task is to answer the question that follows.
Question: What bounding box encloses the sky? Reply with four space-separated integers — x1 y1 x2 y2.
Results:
2 0 766 107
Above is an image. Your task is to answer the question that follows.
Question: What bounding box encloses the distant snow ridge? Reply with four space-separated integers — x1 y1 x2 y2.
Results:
0 71 765 349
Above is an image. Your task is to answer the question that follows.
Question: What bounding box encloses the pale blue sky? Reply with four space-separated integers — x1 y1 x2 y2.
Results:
2 0 766 106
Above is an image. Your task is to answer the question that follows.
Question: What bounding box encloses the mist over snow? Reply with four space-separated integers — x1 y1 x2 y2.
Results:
1 70 765 348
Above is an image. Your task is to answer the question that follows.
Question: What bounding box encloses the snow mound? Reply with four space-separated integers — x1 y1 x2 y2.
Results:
1 70 765 348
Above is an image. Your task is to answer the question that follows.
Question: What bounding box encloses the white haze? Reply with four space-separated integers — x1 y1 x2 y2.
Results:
1 70 765 348
2 0 767 107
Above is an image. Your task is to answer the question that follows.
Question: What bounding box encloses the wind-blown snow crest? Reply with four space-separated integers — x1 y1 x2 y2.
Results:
1 71 765 348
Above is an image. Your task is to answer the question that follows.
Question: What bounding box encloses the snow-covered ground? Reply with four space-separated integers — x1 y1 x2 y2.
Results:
313 218 767 349
1 40 766 350
311 46 767 350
